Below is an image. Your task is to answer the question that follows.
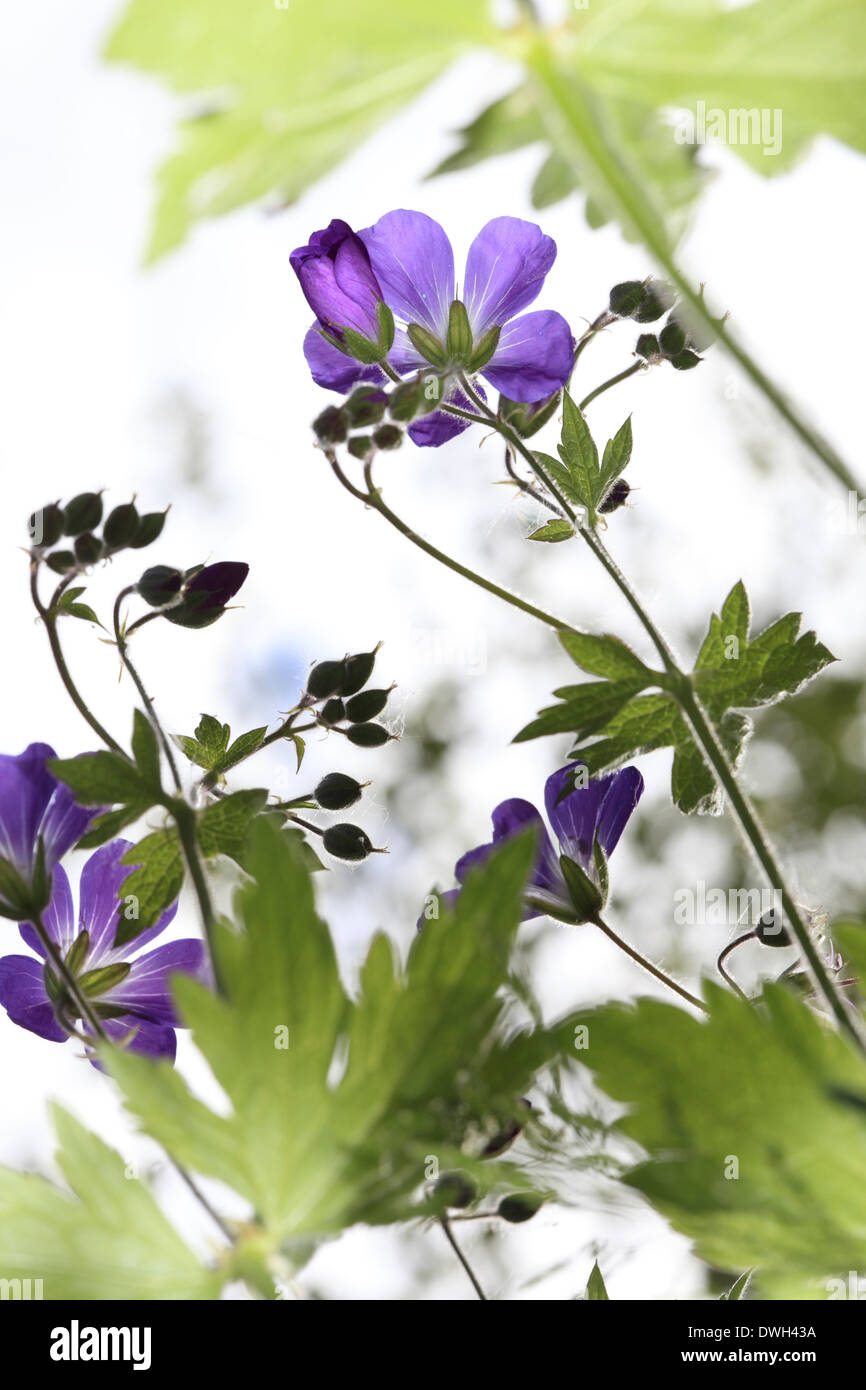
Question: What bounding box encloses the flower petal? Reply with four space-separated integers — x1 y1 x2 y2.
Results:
19 864 76 958
0 954 66 1042
464 218 557 336
456 797 562 913
93 1015 177 1063
545 763 643 865
0 743 58 876
481 310 574 402
290 219 382 337
407 383 485 448
303 324 384 393
100 938 207 1026
596 767 645 857
77 841 179 962
360 211 455 337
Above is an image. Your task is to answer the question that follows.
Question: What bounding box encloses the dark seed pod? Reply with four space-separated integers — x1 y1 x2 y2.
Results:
320 697 346 725
754 910 791 949
482 1100 533 1158
137 565 184 607
659 319 687 358
103 502 140 549
608 281 644 318
372 423 403 451
46 549 77 575
341 644 381 696
498 1192 544 1224
670 349 702 371
306 660 349 700
322 822 374 861
635 279 675 323
344 386 387 428
130 510 167 549
28 503 65 549
74 532 103 566
598 479 631 515
314 772 363 811
635 333 661 362
63 492 103 536
433 1172 476 1210
313 405 349 445
345 688 391 723
346 723 390 748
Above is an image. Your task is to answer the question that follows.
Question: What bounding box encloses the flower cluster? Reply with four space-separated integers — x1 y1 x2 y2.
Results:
291 211 575 447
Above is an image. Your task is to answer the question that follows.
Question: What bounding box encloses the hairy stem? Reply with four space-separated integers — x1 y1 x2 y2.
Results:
439 1217 488 1300
113 588 183 793
592 914 707 1013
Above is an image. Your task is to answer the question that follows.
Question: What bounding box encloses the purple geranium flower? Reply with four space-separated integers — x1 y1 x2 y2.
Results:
0 743 98 917
0 840 207 1062
445 762 644 923
291 219 387 353
165 561 249 629
292 211 575 447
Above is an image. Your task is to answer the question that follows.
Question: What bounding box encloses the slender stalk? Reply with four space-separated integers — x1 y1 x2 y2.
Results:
579 361 645 412
30 564 125 755
591 914 707 1013
173 800 224 995
570 311 615 376
439 1217 488 1300
717 933 753 1003
113 589 183 793
30 915 107 1040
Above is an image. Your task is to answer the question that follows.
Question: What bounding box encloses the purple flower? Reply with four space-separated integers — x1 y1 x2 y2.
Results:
0 743 98 917
291 219 386 346
165 561 249 629
0 840 207 1062
293 211 575 447
449 762 644 922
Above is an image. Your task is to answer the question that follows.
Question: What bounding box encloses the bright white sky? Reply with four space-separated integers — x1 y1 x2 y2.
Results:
1 0 864 1299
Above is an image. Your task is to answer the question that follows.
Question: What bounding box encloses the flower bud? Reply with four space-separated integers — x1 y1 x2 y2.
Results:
28 503 65 549
634 279 675 323
432 1172 476 1210
137 565 184 607
754 910 791 949
306 660 349 699
320 697 346 724
131 509 168 549
344 386 387 428
313 405 349 445
165 561 249 629
346 723 391 747
342 644 381 696
498 1192 544 1224
669 349 702 371
46 550 77 575
314 772 363 811
608 281 644 318
598 479 631 514
659 319 686 357
345 688 391 723
347 435 374 461
63 492 103 536
74 532 103 566
322 822 376 861
498 390 561 440
388 377 431 423
635 333 661 362
372 423 403 451
103 501 140 549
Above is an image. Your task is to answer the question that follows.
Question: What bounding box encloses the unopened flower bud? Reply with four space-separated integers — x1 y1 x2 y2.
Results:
346 723 391 747
372 423 403 451
635 333 661 362
165 561 249 629
320 697 346 724
598 479 631 514
322 822 376 861
432 1172 476 1210
313 405 349 445
635 279 675 323
608 281 644 317
28 503 65 549
103 501 140 549
74 532 103 566
344 386 387 428
659 319 686 358
341 644 381 696
306 660 349 699
63 492 103 536
46 550 77 575
314 772 363 811
754 910 791 948
347 435 374 460
669 349 702 371
131 510 168 549
345 687 391 722
388 377 429 423
137 565 184 607
498 1192 544 1224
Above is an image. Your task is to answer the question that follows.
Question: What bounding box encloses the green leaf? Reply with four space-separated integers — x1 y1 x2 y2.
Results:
76 805 148 850
515 678 648 744
670 710 751 817
533 451 586 507
559 629 651 682
49 752 158 808
558 392 600 513
571 694 681 775
598 417 633 496
119 830 184 942
198 789 269 862
585 1260 609 1300
131 709 162 789
528 519 575 544
222 725 268 771
573 983 866 1299
0 1107 218 1299
721 1270 753 1301
106 0 496 260
428 86 542 178
107 820 570 1244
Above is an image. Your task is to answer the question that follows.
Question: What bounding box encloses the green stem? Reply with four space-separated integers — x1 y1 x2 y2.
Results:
30 564 125 755
439 1217 488 1300
113 589 183 793
592 914 707 1013
579 360 646 412
524 37 861 495
30 915 108 1041
173 801 224 995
